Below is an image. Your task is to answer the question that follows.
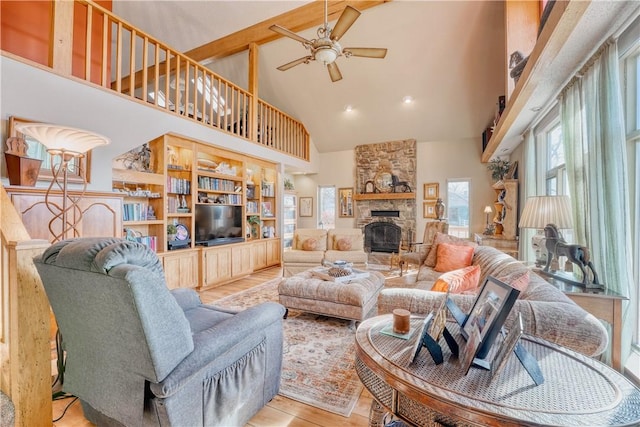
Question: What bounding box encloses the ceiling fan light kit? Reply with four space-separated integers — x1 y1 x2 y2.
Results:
270 1 387 82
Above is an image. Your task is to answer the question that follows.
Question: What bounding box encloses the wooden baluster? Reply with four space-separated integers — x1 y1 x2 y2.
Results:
85 3 92 82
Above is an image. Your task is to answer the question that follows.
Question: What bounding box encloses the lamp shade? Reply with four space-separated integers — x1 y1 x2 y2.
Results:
518 195 573 229
15 123 110 155
484 205 492 214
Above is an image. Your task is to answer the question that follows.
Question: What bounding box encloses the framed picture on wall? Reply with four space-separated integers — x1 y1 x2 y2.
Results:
424 182 439 200
338 187 354 217
423 200 437 218
299 197 313 217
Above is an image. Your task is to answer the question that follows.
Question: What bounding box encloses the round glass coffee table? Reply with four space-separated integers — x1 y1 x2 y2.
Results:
355 314 640 426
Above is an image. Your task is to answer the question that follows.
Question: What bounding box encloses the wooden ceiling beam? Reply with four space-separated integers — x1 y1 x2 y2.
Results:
184 0 389 62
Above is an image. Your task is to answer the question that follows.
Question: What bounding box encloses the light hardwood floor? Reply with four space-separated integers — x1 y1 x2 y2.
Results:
52 266 375 427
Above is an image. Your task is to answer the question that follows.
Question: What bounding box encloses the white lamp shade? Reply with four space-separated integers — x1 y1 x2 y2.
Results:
518 195 573 229
15 123 110 155
484 205 492 213
315 47 338 65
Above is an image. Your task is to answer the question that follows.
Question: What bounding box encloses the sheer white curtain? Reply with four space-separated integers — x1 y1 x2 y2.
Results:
519 128 538 261
560 40 635 365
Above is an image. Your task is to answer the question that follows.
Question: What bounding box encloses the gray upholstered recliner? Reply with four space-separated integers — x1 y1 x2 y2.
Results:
34 237 286 426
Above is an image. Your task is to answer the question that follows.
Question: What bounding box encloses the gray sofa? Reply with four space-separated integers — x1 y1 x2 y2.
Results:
379 244 609 358
34 237 286 426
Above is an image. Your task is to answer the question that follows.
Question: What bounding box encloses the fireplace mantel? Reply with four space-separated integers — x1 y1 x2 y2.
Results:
354 193 415 201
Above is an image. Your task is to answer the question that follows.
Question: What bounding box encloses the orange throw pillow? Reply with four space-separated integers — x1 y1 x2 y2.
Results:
424 232 477 268
302 238 317 251
336 238 352 251
434 243 474 272
431 265 481 294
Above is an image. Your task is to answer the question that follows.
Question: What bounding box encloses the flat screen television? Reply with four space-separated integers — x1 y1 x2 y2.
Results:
195 204 244 246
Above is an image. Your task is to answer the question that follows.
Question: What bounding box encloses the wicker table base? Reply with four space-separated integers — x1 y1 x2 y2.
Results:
355 314 640 427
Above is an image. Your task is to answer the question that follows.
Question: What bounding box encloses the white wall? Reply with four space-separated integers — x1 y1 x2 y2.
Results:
294 139 496 237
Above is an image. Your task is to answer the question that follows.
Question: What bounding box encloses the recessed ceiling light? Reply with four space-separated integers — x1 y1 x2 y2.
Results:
402 96 414 104
344 105 353 112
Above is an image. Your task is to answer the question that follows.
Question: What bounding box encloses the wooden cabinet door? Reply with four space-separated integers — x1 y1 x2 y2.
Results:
252 241 267 271
9 193 64 240
77 197 123 238
266 238 281 267
232 243 253 277
201 246 232 288
162 250 198 289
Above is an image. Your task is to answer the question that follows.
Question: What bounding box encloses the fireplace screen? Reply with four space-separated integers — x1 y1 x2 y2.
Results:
364 222 402 253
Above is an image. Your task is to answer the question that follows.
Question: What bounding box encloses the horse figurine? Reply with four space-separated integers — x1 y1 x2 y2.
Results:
391 174 412 193
543 224 600 285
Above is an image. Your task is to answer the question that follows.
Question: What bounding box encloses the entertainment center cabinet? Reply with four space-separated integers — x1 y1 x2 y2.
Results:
6 132 281 291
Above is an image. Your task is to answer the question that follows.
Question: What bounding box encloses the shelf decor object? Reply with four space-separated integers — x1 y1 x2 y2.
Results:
15 123 109 242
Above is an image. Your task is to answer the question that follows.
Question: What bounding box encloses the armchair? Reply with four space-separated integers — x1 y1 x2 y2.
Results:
34 237 286 426
399 221 449 275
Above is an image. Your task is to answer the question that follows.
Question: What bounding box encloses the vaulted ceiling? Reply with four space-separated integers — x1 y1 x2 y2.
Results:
113 1 506 154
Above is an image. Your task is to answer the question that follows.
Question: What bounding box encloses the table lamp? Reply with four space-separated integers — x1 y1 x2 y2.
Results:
14 123 110 242
518 195 573 267
484 205 492 226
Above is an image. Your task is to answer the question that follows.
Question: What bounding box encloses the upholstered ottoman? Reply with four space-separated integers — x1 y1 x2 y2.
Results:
278 269 385 321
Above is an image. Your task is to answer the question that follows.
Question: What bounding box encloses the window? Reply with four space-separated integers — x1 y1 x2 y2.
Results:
318 186 336 229
545 123 567 196
446 180 470 238
621 37 640 345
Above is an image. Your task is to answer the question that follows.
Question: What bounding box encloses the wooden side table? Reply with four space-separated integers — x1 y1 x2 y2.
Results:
356 314 640 426
530 268 627 372
474 233 518 258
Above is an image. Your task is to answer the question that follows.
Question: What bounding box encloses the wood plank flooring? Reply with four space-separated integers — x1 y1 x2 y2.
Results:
52 267 374 427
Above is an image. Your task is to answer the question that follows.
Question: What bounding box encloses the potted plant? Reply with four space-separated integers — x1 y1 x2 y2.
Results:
247 215 261 239
487 159 511 182
167 223 177 241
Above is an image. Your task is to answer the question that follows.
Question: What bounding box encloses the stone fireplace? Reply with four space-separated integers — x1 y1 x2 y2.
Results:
354 139 417 247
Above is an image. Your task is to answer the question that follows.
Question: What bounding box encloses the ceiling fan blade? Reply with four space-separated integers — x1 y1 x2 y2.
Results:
344 47 388 59
327 62 343 82
277 56 312 71
330 6 361 42
269 24 312 45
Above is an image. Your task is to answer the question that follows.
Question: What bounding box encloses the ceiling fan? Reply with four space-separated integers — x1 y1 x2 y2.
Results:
269 1 387 82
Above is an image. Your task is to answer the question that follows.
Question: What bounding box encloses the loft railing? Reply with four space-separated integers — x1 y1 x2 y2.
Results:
32 0 310 160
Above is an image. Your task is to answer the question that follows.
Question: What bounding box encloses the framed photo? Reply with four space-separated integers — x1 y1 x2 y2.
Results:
491 313 524 378
8 116 91 183
424 182 439 200
261 201 273 217
423 200 437 218
461 276 520 359
299 197 313 217
338 187 354 217
411 313 434 363
462 323 483 375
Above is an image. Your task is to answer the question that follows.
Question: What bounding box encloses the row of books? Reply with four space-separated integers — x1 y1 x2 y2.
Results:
123 203 154 221
167 177 191 194
132 235 158 252
197 176 237 192
211 194 243 205
262 181 275 197
247 201 259 214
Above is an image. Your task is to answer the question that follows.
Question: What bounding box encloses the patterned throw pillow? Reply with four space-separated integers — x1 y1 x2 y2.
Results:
434 243 475 272
424 232 477 268
497 269 530 296
431 265 481 294
336 238 352 251
302 238 317 251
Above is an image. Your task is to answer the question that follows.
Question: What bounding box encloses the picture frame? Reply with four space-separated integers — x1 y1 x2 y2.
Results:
8 116 91 183
461 276 520 359
423 200 437 218
491 313 524 378
299 197 313 217
338 187 354 217
261 201 273 217
424 182 439 200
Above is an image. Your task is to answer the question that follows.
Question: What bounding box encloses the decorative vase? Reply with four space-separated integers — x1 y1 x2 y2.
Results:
435 198 445 220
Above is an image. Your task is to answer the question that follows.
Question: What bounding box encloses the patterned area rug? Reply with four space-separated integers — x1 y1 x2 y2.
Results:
212 278 363 417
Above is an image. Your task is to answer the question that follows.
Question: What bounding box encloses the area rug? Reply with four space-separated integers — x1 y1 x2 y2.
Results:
212 278 363 417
